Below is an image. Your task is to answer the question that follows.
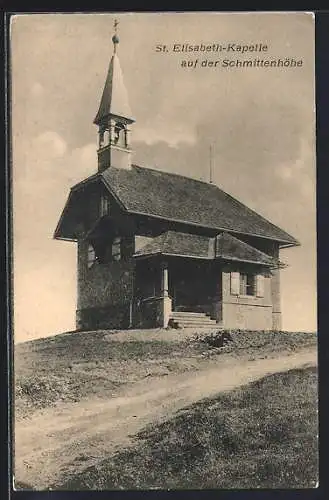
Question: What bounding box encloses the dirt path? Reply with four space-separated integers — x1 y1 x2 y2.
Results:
14 348 317 490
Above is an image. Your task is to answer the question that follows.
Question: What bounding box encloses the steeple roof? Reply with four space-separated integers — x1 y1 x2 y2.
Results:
94 30 134 125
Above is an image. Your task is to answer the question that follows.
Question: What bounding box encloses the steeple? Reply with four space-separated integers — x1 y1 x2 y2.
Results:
94 20 135 172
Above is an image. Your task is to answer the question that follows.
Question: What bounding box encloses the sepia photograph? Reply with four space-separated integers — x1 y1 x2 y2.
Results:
12 12 317 490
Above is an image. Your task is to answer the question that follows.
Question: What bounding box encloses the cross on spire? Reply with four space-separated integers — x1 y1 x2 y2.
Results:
112 19 120 53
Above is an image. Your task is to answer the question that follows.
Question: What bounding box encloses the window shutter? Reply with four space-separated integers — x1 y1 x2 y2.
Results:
230 272 240 295
87 244 96 268
256 274 265 297
240 273 247 295
112 236 121 261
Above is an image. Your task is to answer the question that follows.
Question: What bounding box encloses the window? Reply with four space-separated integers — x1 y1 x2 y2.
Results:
100 195 111 217
230 271 264 297
240 273 255 296
112 236 121 261
87 244 96 268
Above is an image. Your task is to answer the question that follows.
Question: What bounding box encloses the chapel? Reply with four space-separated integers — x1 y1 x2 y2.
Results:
54 25 299 331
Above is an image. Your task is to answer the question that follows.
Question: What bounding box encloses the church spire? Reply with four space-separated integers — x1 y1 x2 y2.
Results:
94 20 135 172
94 20 134 125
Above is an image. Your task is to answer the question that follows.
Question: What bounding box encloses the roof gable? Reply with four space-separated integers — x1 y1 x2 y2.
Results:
54 178 123 240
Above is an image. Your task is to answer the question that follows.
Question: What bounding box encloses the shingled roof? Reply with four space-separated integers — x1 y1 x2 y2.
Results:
215 232 275 266
134 230 276 266
134 231 214 259
101 165 298 246
94 53 134 125
56 164 299 246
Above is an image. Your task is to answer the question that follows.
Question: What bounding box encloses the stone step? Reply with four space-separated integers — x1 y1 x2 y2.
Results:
171 312 211 319
170 319 218 328
170 310 219 329
170 316 215 321
175 323 218 328
172 318 217 325
172 323 218 330
171 317 213 323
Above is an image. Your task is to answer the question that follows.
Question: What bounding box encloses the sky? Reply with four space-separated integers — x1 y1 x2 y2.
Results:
11 12 316 343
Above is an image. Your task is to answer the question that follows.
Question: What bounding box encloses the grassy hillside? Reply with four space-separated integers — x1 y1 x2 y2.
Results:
60 366 318 490
15 329 316 419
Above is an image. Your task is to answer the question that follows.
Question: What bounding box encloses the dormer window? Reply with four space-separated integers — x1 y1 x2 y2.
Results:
100 194 111 217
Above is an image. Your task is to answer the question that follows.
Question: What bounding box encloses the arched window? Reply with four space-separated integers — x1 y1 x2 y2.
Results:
98 127 105 148
113 123 126 147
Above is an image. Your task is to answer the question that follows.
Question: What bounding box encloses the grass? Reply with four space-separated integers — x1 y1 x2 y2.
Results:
15 329 316 418
14 331 204 418
59 366 318 490
194 329 317 355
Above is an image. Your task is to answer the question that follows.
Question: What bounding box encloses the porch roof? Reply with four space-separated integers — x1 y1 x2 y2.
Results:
133 230 276 266
215 232 275 266
133 231 214 260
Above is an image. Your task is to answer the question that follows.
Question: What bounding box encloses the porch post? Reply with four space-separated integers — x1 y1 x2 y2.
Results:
160 261 172 328
161 262 169 297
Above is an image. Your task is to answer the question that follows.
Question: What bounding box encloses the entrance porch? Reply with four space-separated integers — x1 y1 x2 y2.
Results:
132 230 277 330
133 256 222 328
